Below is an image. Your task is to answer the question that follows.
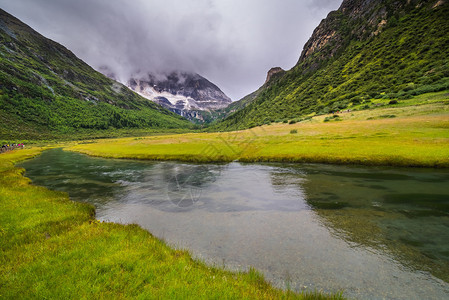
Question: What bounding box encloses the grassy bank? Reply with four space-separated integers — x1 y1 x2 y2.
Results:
0 148 342 299
68 101 449 167
0 127 197 147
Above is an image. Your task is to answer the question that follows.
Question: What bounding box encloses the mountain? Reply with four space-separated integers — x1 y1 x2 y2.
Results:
215 0 449 130
0 9 192 140
127 71 232 123
99 68 232 123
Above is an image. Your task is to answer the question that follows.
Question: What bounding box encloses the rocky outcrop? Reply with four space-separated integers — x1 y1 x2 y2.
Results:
432 0 445 8
264 67 285 84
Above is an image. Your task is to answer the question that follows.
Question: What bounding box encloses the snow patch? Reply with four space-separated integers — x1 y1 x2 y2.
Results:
132 84 203 110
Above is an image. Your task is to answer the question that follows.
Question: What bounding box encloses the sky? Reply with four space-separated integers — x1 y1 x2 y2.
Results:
0 0 341 100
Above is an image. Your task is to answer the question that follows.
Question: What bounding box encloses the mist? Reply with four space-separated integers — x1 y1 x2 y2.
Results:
0 0 341 100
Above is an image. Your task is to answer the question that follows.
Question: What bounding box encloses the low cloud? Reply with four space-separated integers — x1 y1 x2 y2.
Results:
0 0 341 100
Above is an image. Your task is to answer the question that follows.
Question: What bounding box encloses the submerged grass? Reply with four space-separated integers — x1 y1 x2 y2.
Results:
0 149 343 299
68 102 449 168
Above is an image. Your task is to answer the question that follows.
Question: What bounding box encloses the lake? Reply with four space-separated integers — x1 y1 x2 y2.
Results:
19 148 449 299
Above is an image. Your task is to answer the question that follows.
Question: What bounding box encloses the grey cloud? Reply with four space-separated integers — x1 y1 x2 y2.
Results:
0 0 341 100
309 0 342 9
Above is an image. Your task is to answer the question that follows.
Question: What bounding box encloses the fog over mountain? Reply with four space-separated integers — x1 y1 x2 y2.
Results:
0 0 340 100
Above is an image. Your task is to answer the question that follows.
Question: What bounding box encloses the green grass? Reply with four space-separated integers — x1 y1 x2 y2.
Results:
67 102 449 168
0 127 198 147
0 148 343 299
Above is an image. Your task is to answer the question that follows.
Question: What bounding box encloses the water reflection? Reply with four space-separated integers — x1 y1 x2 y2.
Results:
115 163 225 212
19 149 449 299
268 163 449 283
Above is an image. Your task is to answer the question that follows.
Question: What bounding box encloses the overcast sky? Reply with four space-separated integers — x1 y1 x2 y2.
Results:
0 0 341 100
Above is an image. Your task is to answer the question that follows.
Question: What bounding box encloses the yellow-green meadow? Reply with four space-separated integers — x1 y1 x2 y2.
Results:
68 102 449 167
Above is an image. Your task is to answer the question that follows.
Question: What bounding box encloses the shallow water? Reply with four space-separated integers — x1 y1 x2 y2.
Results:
19 148 449 299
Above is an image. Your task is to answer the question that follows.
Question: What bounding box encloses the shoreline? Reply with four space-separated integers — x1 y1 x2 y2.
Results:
67 147 449 168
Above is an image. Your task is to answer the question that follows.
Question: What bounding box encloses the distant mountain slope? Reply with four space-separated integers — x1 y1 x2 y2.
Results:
215 0 449 130
0 9 191 139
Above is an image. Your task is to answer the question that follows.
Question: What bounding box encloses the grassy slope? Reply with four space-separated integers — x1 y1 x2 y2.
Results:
68 94 449 168
0 127 197 148
0 9 192 140
0 148 343 299
214 1 449 131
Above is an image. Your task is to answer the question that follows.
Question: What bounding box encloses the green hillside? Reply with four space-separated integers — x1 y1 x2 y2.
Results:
215 0 449 130
0 9 192 140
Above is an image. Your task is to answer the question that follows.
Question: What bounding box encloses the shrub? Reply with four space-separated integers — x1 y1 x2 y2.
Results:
321 107 330 114
290 129 298 134
289 120 297 124
386 92 396 98
389 100 398 105
351 96 363 104
324 115 342 122
398 94 412 100
368 91 379 98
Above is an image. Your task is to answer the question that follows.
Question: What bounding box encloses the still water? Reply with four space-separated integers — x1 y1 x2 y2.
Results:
19 149 449 299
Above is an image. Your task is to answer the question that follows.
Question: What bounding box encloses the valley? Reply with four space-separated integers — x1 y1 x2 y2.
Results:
1 0 449 298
